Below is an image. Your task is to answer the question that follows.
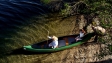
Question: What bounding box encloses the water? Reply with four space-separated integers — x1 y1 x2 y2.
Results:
0 0 47 32
0 0 48 57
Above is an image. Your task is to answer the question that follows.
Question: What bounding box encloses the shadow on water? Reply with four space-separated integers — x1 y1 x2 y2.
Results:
9 48 52 55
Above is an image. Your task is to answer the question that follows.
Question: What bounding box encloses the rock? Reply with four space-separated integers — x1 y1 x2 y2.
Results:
87 24 94 33
92 17 100 26
79 15 87 29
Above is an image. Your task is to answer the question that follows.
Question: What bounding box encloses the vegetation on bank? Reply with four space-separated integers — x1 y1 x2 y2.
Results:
41 0 51 4
83 0 112 28
41 0 112 28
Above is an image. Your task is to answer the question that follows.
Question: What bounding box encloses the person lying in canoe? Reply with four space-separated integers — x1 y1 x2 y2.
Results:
75 29 86 42
48 35 58 49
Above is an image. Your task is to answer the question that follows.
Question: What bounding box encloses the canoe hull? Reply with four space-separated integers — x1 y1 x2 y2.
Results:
23 33 95 53
23 42 84 53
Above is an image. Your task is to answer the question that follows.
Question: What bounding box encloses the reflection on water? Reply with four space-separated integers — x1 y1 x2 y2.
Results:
0 0 47 34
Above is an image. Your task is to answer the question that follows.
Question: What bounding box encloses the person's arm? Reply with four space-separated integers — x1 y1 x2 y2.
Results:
82 29 86 34
47 36 52 39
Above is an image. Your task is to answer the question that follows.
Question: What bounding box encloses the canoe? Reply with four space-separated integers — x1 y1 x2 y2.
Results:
23 33 95 53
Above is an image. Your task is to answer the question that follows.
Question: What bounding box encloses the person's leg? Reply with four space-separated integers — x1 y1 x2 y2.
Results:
49 42 53 48
49 43 51 46
53 43 58 49
53 45 58 49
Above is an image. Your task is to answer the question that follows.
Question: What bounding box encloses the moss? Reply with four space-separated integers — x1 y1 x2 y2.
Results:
60 3 71 17
108 45 112 52
41 0 52 4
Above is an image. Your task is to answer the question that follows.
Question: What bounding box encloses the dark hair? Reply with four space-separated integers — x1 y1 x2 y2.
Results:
80 29 85 33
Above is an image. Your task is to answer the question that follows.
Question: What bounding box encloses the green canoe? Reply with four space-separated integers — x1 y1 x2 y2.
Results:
23 33 95 53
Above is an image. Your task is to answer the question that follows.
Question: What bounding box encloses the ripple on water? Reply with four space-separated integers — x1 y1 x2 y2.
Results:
0 0 47 37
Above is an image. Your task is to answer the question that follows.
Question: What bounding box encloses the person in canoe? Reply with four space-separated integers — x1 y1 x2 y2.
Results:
48 35 58 49
75 28 86 42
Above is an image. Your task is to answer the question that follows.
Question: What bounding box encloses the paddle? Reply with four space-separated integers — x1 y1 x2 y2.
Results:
40 25 49 44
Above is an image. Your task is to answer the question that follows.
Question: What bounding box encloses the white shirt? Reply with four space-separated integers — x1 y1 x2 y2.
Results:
75 31 84 41
79 31 84 38
48 36 58 49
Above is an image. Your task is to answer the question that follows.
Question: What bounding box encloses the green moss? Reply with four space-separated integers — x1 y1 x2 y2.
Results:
60 3 71 17
108 45 112 52
41 0 51 4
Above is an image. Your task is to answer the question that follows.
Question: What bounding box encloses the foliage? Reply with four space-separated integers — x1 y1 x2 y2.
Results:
61 3 71 17
83 0 112 13
59 0 112 28
82 0 112 28
41 0 51 4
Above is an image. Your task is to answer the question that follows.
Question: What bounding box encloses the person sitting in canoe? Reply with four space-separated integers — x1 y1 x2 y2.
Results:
75 29 86 42
48 35 58 49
